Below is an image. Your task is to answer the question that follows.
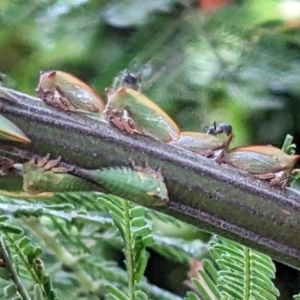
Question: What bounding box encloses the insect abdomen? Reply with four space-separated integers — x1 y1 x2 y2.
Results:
78 167 168 206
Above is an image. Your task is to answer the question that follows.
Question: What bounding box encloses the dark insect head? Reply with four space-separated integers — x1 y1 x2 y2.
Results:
122 70 139 86
217 123 232 136
112 69 142 91
207 122 232 136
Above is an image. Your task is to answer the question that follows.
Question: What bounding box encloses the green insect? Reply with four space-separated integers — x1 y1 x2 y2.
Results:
217 145 300 188
20 154 100 195
0 114 31 144
36 70 105 114
169 122 233 157
2 154 168 206
104 87 180 142
73 161 169 206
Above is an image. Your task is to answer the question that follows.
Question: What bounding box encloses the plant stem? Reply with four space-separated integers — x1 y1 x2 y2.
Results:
0 236 32 300
123 200 135 300
2 90 300 269
5 234 40 283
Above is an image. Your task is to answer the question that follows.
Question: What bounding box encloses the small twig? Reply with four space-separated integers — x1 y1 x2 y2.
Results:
123 200 135 300
0 235 32 300
20 216 100 295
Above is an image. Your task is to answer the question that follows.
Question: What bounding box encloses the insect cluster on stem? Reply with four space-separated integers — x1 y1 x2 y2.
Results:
0 68 299 195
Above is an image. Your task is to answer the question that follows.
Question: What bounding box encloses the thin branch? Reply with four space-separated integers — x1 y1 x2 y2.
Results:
123 200 135 300
0 235 32 300
1 88 300 269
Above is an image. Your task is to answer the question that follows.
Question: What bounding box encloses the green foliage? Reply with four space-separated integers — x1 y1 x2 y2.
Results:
2 188 300 299
0 191 206 299
0 217 57 300
294 293 300 300
280 134 300 187
1 0 300 298
281 134 297 155
186 236 280 300
100 195 152 299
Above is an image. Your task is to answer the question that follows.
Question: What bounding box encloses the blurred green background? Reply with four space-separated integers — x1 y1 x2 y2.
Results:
2 0 300 150
1 0 300 298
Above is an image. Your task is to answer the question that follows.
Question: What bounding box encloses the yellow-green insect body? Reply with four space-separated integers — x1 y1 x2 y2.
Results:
76 166 169 206
217 145 300 187
104 87 180 142
0 115 31 144
36 70 105 113
170 131 233 156
220 145 299 174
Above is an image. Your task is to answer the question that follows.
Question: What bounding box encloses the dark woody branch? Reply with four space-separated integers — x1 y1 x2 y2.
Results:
1 89 300 269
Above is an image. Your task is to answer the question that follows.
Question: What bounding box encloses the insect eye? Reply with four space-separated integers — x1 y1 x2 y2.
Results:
123 73 138 85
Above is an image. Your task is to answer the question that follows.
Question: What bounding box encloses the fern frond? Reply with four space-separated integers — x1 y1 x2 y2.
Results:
294 293 300 300
0 219 58 300
148 210 211 262
187 236 279 300
281 134 297 155
0 188 196 300
279 134 300 187
0 195 114 228
99 194 154 300
152 235 209 263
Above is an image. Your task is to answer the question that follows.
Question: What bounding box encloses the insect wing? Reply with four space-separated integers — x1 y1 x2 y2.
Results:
170 132 232 154
37 70 105 113
107 88 180 142
0 115 31 144
171 133 217 151
58 74 105 112
226 151 284 174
